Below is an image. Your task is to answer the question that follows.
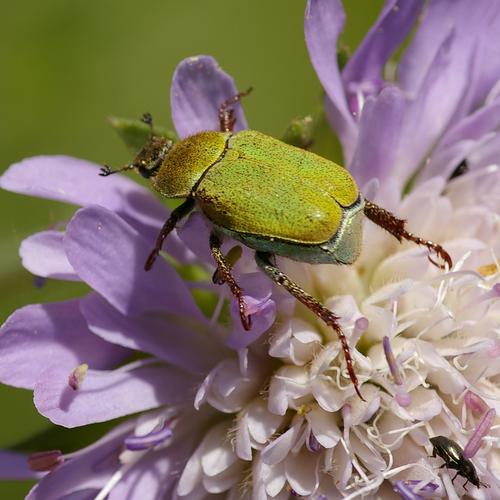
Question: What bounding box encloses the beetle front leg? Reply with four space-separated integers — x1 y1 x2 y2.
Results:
218 87 253 132
144 197 195 271
255 251 365 401
210 232 252 330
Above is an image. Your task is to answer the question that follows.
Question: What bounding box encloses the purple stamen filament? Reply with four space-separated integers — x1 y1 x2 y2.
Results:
393 480 424 500
124 422 173 451
307 432 321 453
383 336 403 385
464 390 489 416
404 480 439 493
463 407 496 459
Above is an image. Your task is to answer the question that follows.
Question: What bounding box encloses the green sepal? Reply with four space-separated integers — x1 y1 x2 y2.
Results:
107 116 178 153
308 108 344 164
282 115 315 149
337 42 351 71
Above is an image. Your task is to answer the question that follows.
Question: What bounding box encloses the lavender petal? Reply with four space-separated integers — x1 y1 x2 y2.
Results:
81 292 227 374
64 205 205 320
349 86 405 183
20 230 78 281
124 424 173 451
0 299 129 390
305 0 357 161
423 96 500 180
171 55 248 139
34 362 199 427
342 0 421 99
394 30 473 187
0 451 43 480
26 421 135 500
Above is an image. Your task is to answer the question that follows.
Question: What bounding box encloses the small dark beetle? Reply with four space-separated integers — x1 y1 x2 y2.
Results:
430 436 488 490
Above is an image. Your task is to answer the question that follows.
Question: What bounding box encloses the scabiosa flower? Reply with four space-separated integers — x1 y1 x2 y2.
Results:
1 2 499 500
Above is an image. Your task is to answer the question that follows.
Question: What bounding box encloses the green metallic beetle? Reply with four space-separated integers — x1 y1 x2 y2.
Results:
101 91 452 399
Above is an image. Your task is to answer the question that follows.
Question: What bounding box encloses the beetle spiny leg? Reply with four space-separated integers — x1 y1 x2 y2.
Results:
363 200 453 270
144 197 195 271
212 245 243 285
255 252 365 401
210 233 251 330
218 87 253 132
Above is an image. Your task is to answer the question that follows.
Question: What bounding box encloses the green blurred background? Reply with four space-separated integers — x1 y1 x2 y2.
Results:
0 0 382 496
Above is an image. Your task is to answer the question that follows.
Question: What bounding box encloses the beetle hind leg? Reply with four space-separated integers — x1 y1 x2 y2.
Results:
255 251 365 401
218 87 253 132
363 200 453 270
210 232 252 330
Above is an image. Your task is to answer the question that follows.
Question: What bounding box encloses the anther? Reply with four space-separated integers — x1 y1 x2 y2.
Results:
28 450 64 472
68 363 88 390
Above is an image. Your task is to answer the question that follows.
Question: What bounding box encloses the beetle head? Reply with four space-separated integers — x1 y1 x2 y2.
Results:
132 135 173 179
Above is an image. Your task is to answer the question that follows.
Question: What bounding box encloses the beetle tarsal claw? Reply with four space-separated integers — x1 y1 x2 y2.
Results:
99 165 113 177
240 304 252 331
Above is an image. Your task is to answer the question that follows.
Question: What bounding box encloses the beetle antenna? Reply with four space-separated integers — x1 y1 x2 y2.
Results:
99 163 134 177
363 200 453 270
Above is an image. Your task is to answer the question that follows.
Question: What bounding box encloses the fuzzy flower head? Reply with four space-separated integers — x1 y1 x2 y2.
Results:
1 1 500 499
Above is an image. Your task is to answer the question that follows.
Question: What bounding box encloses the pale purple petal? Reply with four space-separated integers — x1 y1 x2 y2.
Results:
171 55 248 139
305 0 357 161
20 230 78 281
422 96 500 180
1 156 194 263
464 391 490 416
342 0 421 95
107 450 181 500
394 30 472 185
176 211 213 264
64 205 205 320
224 273 276 350
0 299 129 390
0 451 43 480
80 293 227 374
463 2 500 112
0 156 159 222
439 96 500 149
398 1 455 93
34 362 199 427
400 0 500 114
285 448 320 496
349 86 405 183
26 421 135 499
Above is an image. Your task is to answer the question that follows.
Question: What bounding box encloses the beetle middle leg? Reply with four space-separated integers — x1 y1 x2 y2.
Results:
218 87 253 132
210 232 252 330
255 251 365 400
144 197 195 271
